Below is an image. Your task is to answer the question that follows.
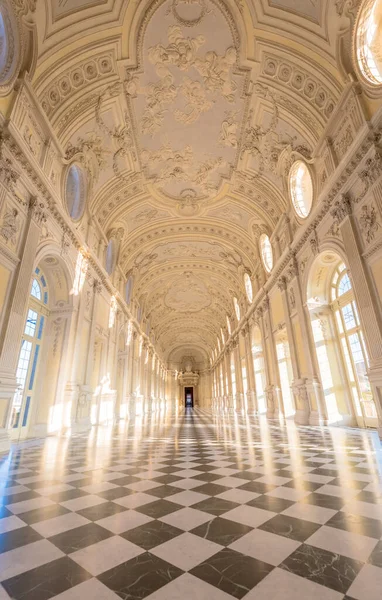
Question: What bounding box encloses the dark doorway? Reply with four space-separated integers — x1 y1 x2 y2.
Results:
185 387 193 408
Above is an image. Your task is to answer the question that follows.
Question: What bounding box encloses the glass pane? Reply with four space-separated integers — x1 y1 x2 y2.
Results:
342 338 355 382
338 273 352 296
24 309 38 337
30 279 41 300
335 310 344 334
341 304 356 330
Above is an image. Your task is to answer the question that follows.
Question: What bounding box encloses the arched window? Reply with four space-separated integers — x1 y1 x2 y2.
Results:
244 273 253 303
65 164 87 221
309 259 377 427
9 268 48 434
233 297 241 321
260 234 273 273
226 315 231 335
355 0 382 85
105 239 115 275
289 160 313 219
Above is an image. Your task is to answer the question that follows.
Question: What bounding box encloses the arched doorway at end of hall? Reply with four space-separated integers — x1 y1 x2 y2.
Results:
185 387 193 407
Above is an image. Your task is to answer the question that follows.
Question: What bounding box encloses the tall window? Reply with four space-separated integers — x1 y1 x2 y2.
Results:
253 342 267 413
289 160 313 218
276 338 295 417
260 234 273 273
226 315 231 335
331 263 376 421
231 353 236 397
9 269 47 433
233 297 241 321
356 0 382 85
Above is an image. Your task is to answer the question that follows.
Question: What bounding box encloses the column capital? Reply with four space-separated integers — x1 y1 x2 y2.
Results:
29 196 47 226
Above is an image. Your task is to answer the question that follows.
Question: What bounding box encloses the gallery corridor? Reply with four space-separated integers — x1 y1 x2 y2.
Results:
0 409 382 599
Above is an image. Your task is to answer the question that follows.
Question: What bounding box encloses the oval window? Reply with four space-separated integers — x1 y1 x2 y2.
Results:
244 273 253 303
289 161 313 219
233 297 241 321
260 234 273 273
0 6 19 86
65 164 87 221
355 0 382 86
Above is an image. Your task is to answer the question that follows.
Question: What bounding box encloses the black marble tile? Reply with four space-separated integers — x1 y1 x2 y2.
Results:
192 482 230 496
259 514 320 542
281 544 363 594
97 487 134 501
246 494 294 513
302 492 346 510
98 551 183 599
106 475 141 486
135 499 182 518
78 501 128 522
145 485 182 499
231 472 262 481
121 520 183 550
0 525 42 553
191 517 253 545
190 548 274 599
355 489 382 504
1 490 40 505
0 506 11 519
64 477 94 488
192 472 222 482
329 478 368 490
326 511 382 539
2 556 92 600
47 488 88 503
368 540 382 568
156 466 183 474
152 474 182 485
238 481 277 494
192 497 240 516
50 522 113 553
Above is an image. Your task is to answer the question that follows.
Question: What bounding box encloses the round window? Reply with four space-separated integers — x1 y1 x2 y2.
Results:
355 0 382 86
65 164 87 221
244 273 253 303
260 234 273 273
289 161 313 219
233 297 241 321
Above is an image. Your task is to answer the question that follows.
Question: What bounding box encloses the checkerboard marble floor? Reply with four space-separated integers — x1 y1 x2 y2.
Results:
1 408 382 599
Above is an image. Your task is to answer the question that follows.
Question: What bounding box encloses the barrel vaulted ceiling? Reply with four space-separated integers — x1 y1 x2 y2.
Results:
33 0 349 365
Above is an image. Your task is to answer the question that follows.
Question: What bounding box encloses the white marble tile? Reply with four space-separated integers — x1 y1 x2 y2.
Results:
96 509 153 534
31 512 90 537
159 507 212 531
229 528 300 566
167 478 205 490
126 480 161 492
256 475 293 486
53 578 119 599
266 487 310 501
306 525 378 562
113 492 157 509
144 573 233 600
151 532 221 570
80 482 118 494
281 503 336 524
216 489 260 504
168 490 209 506
243 568 343 599
0 515 27 534
0 539 64 582
60 495 107 512
223 505 275 528
35 484 75 496
71 535 144 576
6 496 55 514
347 564 382 600
342 499 382 520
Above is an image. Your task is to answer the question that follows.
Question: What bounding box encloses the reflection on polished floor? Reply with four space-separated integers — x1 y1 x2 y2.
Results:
1 408 382 599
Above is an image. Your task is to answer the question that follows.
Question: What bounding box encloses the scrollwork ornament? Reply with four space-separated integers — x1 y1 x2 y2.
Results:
28 196 47 225
330 194 352 226
167 0 210 27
